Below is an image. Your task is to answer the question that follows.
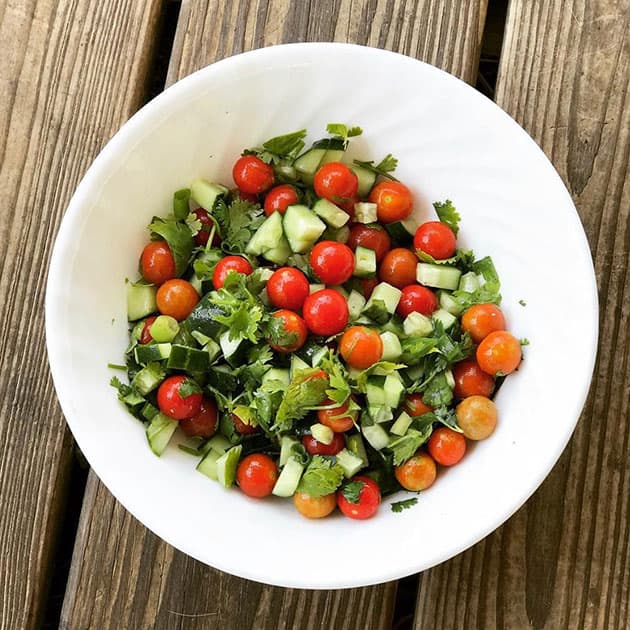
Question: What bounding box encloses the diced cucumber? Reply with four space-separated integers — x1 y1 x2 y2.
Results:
272 457 304 497
445 368 455 389
204 434 232 455
311 423 334 445
190 179 228 211
335 448 365 478
320 148 345 165
362 282 402 324
191 330 212 346
188 272 203 295
283 205 326 253
438 290 464 316
323 225 350 244
331 285 349 299
347 289 367 321
149 315 179 343
354 315 375 326
401 214 421 236
196 449 221 480
353 202 378 224
262 367 290 387
384 374 405 408
416 263 462 290
458 271 480 293
404 364 424 381
279 436 299 467
390 411 413 436
353 246 377 278
146 413 178 456
216 445 242 488
274 164 297 180
134 343 172 364
380 331 402 361
432 308 457 330
207 365 238 391
204 338 221 363
132 362 165 395
313 198 350 229
219 331 244 362
127 283 157 322
167 344 211 372
262 235 292 265
361 423 390 451
346 433 369 467
311 346 328 367
385 221 413 244
294 148 326 182
403 312 433 337
369 405 394 423
290 354 310 377
246 210 284 255
366 375 387 406
351 164 377 198
309 283 325 294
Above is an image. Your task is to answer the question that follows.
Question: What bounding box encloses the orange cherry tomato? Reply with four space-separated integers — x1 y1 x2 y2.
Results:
140 240 176 285
339 326 383 369
428 428 466 466
452 359 495 398
403 394 433 417
456 395 498 440
293 492 337 519
395 451 437 491
317 397 357 432
268 309 308 353
236 453 278 498
156 279 199 321
368 181 413 223
476 330 522 376
461 303 506 343
379 248 418 288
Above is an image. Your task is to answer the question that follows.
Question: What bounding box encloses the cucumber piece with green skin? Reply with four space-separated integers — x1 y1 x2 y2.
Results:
190 179 228 211
353 202 378 224
207 365 238 391
294 148 326 183
384 221 413 245
167 344 211 372
322 225 350 243
320 148 345 165
196 449 221 480
438 290 464 316
132 362 165 395
219 332 248 367
272 457 305 497
346 433 369 467
203 434 232 455
146 413 178 456
311 346 328 367
182 294 227 340
379 331 402 361
282 205 327 253
353 246 377 278
458 271 480 293
416 263 462 290
390 411 413 436
279 436 299 467
216 444 242 488
335 448 365 478
262 367 290 387
149 315 179 343
351 164 377 198
262 235 292 265
432 308 457 330
310 423 334 445
290 354 310 377
361 423 390 451
401 214 421 236
347 289 367 321
203 338 221 363
313 198 350 229
187 272 203 295
362 282 402 323
245 210 284 255
127 283 157 322
134 343 172 365
403 311 433 337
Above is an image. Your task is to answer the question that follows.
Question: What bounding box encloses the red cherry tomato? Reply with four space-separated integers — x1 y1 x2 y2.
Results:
461 304 506 343
337 476 381 520
313 162 358 209
453 359 495 398
157 375 202 420
476 330 522 376
397 285 438 317
212 255 253 289
302 432 345 456
139 316 157 344
360 277 379 298
266 267 310 310
263 184 299 216
179 398 218 437
140 241 176 285
339 326 383 369
428 428 466 466
403 394 433 417
368 181 413 223
302 289 349 336
309 241 355 285
293 492 336 518
232 412 259 435
236 453 279 498
317 397 357 432
413 221 456 260
379 248 418 288
395 452 437 491
192 208 221 247
232 155 275 195
347 224 392 262
268 309 308 353
156 279 199 321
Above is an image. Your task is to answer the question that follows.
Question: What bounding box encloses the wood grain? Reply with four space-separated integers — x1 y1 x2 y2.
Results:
414 1 630 628
0 1 164 628
61 1 488 628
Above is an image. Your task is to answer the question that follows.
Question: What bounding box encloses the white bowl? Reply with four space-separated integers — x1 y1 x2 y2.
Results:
46 43 598 589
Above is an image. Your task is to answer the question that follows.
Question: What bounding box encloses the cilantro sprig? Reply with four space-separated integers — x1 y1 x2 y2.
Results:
245 129 307 164
353 154 399 181
391 498 418 513
297 456 345 498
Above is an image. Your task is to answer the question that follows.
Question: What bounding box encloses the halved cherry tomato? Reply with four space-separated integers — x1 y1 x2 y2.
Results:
293 492 337 518
309 241 355 285
397 285 438 317
236 453 279 498
266 267 310 311
156 279 199 321
413 221 456 260
313 162 358 210
453 359 494 398
395 452 437 491
302 432 345 456
139 316 157 344
347 224 392 262
180 398 218 437
317 397 357 433
302 289 349 336
461 303 506 343
476 330 522 376
268 309 308 353
232 155 275 195
140 240 176 285
360 277 379 298
192 208 220 247
263 184 299 216
379 248 418 288
368 181 413 223
157 375 202 420
428 428 466 466
212 255 253 289
403 394 433 417
337 476 381 520
339 326 383 369
456 395 498 440
232 411 259 435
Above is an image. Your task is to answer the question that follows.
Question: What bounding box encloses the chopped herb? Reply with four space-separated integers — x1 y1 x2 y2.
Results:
387 426 433 465
246 129 307 164
178 378 202 398
519 299 527 307
353 154 399 181
520 338 530 346
185 212 202 236
433 199 461 235
107 363 127 371
391 497 418 513
212 197 265 254
266 314 298 349
148 216 194 276
341 480 364 504
297 455 345 498
326 123 363 146
273 368 329 431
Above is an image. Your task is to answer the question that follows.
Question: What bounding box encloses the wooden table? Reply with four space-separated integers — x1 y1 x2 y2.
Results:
1 1 628 628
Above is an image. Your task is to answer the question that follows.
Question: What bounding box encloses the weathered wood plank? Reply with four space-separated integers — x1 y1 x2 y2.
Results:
414 1 630 628
0 1 164 628
61 1 487 628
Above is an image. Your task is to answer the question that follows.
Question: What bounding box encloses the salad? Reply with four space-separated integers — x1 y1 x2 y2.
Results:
111 124 523 520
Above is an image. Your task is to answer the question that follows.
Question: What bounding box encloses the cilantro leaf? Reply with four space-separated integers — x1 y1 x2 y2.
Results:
415 248 474 271
326 123 363 146
193 248 223 282
519 299 527 307
353 154 399 181
391 497 418 513
246 129 307 164
297 455 345 498
387 426 433 465
416 407 463 433
273 368 329 431
110 376 145 406
354 362 406 393
178 378 202 398
453 256 501 309
400 337 439 366
320 351 352 405
341 480 364 504
266 314 298 349
148 216 194 276
421 371 453 408
520 338 530 346
433 199 461 236
173 188 191 220
185 212 202 236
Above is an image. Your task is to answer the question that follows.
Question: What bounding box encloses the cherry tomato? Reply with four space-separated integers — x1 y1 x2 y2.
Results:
302 432 345 456
337 476 381 520
157 375 202 420
453 359 494 398
268 309 308 353
232 155 275 195
313 162 358 209
236 453 279 498
232 412 259 435
347 224 392 262
379 248 418 288
360 277 379 298
456 395 498 440
266 267 309 310
477 330 522 376
339 326 383 369
403 394 433 417
368 181 414 223
139 316 157 344
397 285 438 317
156 279 199 321
140 240 176 285
317 397 357 433
428 428 466 466
192 208 220 247
309 241 355 285
395 452 437 491
461 303 506 343
263 184 299 216
179 398 218 437
293 492 337 518
231 188 259 203
413 221 456 260
212 255 253 289
302 289 349 336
